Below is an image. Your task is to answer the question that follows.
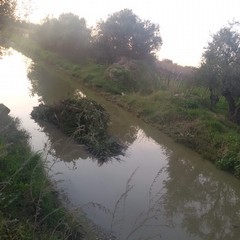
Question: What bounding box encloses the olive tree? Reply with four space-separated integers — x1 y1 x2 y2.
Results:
93 9 162 63
200 24 240 123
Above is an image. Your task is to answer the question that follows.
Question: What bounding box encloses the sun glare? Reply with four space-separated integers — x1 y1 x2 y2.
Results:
1 51 32 106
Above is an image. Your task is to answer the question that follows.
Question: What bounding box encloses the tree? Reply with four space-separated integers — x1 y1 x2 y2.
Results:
34 13 91 62
200 24 240 123
0 0 16 27
93 9 162 63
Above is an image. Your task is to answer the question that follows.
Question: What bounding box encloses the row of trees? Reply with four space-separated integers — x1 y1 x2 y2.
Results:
33 9 162 63
2 0 239 125
34 10 240 125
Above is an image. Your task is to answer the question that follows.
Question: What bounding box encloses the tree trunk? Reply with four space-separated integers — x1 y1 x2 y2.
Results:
209 88 219 109
222 88 237 122
233 106 240 124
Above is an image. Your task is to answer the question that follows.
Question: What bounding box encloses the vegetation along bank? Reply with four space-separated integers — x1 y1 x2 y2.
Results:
0 110 87 239
2 2 240 177
9 11 240 178
1 1 240 239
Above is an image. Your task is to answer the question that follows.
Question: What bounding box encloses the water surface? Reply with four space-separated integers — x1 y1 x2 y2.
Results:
1 49 240 240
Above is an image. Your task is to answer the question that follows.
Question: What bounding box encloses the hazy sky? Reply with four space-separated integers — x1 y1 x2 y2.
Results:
24 0 240 67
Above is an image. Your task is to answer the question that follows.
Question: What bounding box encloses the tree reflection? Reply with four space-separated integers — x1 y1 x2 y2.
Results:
37 120 90 162
27 63 76 104
161 150 240 240
133 125 240 239
28 63 140 165
35 119 124 166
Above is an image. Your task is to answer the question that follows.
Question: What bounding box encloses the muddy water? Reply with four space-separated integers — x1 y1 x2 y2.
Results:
1 49 240 240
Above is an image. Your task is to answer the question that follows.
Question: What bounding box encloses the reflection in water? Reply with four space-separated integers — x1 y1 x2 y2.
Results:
35 119 125 166
2 50 240 240
27 62 140 165
27 63 77 104
36 120 90 161
162 152 240 240
63 128 240 240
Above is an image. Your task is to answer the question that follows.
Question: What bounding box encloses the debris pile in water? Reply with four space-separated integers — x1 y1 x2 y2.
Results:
31 98 124 161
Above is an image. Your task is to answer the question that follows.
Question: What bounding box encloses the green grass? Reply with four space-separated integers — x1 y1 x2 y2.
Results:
0 115 85 239
120 88 240 177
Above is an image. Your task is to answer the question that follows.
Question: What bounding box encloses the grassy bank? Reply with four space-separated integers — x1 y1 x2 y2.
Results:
119 89 240 176
9 33 240 178
0 114 98 239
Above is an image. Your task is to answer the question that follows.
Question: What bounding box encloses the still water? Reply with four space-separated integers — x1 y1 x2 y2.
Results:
1 49 240 240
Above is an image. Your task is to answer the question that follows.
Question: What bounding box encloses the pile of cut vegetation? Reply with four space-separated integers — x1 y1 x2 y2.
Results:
31 98 123 161
104 57 159 94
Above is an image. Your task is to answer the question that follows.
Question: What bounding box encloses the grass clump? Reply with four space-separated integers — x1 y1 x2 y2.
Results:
0 114 83 239
31 98 124 162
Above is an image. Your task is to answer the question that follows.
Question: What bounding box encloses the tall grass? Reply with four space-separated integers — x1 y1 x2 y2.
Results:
0 115 84 239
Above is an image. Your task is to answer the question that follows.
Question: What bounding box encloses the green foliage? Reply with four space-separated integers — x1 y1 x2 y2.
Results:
93 9 162 63
216 153 240 178
0 115 83 239
199 23 240 123
119 85 240 177
206 120 226 132
33 13 91 63
183 99 199 109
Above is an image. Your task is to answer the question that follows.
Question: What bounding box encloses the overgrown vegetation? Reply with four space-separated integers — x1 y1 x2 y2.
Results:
31 98 124 162
10 29 240 177
118 88 240 177
0 114 84 239
3 6 240 178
